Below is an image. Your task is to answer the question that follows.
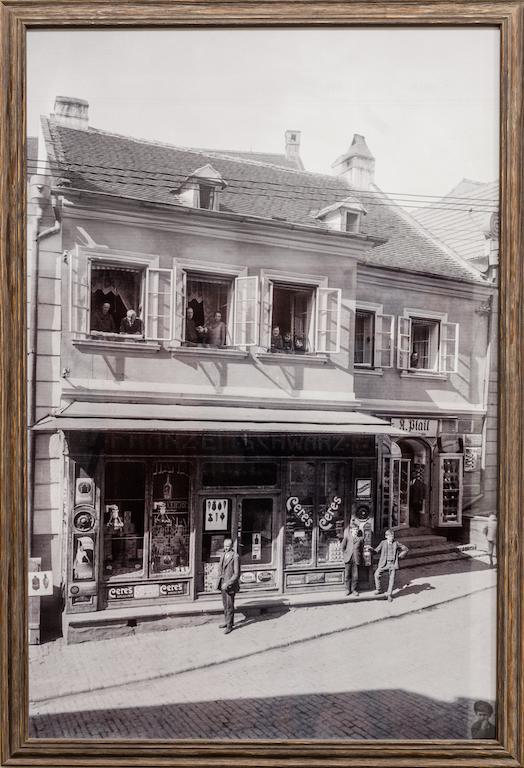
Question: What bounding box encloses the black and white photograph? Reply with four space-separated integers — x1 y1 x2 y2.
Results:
26 26 499 741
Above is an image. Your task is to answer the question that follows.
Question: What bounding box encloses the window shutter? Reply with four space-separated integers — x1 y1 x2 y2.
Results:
145 268 173 341
69 248 90 334
174 267 186 343
439 321 459 373
233 276 259 346
315 288 341 353
375 313 394 368
397 316 412 369
260 278 273 350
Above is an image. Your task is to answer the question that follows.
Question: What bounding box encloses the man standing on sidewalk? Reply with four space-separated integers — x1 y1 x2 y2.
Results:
482 514 497 568
373 529 408 602
216 538 240 634
341 523 362 596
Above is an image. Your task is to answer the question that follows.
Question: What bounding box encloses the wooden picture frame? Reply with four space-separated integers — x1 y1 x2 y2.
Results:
0 3 522 766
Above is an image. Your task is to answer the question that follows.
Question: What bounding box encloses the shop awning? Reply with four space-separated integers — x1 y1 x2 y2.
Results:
33 402 408 435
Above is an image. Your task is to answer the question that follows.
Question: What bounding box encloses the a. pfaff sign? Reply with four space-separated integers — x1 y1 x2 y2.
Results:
391 418 438 436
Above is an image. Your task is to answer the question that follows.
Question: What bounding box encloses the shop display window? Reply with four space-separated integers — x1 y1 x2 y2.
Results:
150 464 191 575
318 462 346 564
285 460 347 568
240 498 273 565
103 462 145 579
439 455 463 525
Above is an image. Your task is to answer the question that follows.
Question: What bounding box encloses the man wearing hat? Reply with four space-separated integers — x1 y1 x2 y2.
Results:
471 700 496 739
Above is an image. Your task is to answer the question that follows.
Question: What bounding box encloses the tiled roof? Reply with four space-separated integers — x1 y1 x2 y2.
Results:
41 117 486 285
411 178 499 262
198 148 303 170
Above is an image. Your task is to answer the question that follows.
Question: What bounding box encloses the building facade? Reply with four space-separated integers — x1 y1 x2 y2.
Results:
28 97 496 638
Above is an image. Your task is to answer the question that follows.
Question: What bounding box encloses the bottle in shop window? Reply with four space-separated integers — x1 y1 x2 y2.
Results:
163 474 173 500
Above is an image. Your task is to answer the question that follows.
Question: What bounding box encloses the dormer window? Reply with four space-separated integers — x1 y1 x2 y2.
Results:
345 211 360 233
315 195 366 234
174 164 226 211
198 184 215 210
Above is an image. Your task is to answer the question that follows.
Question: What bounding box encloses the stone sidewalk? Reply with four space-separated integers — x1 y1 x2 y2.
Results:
30 555 496 716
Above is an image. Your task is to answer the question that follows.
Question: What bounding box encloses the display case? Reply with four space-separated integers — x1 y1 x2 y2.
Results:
438 454 463 526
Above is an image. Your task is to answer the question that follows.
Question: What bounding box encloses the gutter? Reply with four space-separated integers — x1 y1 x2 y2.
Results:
27 184 61 548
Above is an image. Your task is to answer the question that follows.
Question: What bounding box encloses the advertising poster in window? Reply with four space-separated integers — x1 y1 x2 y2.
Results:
21 22 503 752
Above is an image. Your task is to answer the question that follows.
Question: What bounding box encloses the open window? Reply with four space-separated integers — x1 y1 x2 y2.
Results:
69 252 174 343
266 281 341 354
397 315 458 373
354 309 394 368
183 272 234 347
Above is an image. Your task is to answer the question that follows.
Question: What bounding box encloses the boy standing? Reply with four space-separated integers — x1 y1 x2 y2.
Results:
373 529 408 602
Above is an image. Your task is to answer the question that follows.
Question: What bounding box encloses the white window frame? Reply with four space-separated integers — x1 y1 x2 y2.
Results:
144 267 175 341
354 302 394 369
171 258 248 349
70 245 168 342
398 308 458 375
260 269 341 355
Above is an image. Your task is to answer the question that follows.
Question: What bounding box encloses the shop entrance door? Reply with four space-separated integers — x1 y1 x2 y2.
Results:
198 494 279 594
381 457 410 530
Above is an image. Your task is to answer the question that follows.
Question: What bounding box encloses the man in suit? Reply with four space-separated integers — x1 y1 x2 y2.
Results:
341 523 362 596
373 529 408 602
216 538 240 634
119 309 143 335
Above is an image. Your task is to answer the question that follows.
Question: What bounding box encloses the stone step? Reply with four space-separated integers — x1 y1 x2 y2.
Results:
401 551 470 569
405 543 465 559
400 535 449 549
394 527 434 538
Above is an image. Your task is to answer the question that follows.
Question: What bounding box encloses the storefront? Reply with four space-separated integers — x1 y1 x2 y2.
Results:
379 414 480 531
32 404 409 620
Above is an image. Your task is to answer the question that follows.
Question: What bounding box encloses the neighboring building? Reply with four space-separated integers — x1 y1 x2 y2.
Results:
28 96 496 639
412 179 499 546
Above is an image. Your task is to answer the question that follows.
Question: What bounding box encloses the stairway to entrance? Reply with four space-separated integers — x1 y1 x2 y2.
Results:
394 527 473 569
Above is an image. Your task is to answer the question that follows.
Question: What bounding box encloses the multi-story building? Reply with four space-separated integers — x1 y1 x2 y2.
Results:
28 96 497 640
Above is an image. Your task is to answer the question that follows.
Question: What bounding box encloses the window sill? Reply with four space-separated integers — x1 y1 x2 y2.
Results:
73 338 161 354
257 352 329 365
167 345 250 359
354 366 384 376
400 370 448 381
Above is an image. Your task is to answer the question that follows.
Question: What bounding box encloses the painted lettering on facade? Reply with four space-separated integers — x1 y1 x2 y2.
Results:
286 496 313 527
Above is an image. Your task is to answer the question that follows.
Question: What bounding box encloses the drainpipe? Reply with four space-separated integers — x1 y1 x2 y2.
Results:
27 177 61 548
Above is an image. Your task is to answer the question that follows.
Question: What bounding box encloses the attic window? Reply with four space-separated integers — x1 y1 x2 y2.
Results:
198 184 215 211
345 211 360 233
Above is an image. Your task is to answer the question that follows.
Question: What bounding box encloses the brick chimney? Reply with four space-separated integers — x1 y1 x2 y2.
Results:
52 96 89 130
332 134 375 189
285 130 302 166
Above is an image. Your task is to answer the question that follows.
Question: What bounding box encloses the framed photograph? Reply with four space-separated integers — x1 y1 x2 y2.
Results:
1 3 523 768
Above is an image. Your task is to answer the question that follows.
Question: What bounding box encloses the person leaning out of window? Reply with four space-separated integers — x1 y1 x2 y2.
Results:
91 301 116 334
206 311 226 347
185 306 207 346
119 309 143 335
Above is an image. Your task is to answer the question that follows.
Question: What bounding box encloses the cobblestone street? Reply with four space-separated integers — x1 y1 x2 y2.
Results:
29 559 497 740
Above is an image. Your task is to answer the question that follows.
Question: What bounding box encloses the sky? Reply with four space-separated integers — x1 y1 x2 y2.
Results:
27 28 500 200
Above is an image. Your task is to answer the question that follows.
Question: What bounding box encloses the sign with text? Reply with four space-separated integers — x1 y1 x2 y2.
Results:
391 418 438 436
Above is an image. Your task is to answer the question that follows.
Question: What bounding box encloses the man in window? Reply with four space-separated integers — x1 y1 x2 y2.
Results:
270 325 284 353
119 309 143 335
91 301 116 334
185 307 205 346
206 311 226 347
